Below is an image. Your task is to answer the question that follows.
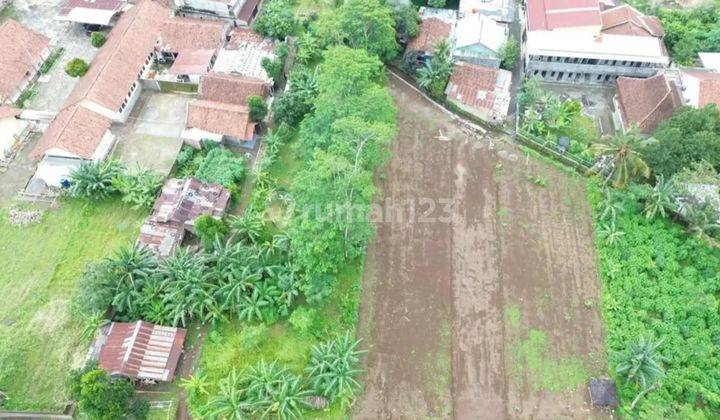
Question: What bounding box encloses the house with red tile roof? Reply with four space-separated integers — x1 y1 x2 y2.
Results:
406 8 456 57
524 0 669 84
30 0 229 188
0 20 52 105
446 62 512 123
613 73 682 133
679 70 720 109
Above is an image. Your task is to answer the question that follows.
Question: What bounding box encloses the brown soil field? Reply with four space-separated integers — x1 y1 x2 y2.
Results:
354 77 608 419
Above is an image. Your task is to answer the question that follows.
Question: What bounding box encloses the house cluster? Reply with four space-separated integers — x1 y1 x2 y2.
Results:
407 0 514 123
26 0 274 189
138 177 230 258
57 0 261 28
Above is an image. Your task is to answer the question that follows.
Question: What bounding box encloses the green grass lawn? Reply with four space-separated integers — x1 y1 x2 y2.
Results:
0 199 145 411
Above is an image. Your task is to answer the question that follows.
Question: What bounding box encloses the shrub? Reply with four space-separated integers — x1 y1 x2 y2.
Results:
500 37 520 70
238 324 269 350
68 364 146 419
288 306 318 336
69 160 124 200
112 168 162 209
247 95 268 122
65 58 89 77
74 260 116 315
272 89 314 127
90 31 106 48
195 148 246 189
428 0 446 7
194 215 228 248
252 0 296 40
261 56 283 85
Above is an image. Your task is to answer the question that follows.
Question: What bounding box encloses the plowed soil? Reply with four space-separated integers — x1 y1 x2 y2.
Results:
354 77 607 419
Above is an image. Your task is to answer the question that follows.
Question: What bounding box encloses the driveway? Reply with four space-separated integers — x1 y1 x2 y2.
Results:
0 134 41 207
3 0 99 112
112 92 189 176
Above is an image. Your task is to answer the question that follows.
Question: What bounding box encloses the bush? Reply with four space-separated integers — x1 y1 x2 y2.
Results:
238 324 269 350
90 31 106 48
112 168 162 209
74 260 115 315
428 0 446 7
194 214 228 248
500 37 520 70
69 160 124 200
247 95 268 122
261 57 283 85
65 58 89 77
195 148 246 189
68 365 146 419
273 89 314 127
252 0 296 40
288 306 319 336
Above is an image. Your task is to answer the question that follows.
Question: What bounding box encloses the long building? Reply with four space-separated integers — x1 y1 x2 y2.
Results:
524 1 670 83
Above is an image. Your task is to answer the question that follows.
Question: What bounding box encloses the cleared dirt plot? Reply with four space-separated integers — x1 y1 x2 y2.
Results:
355 77 608 419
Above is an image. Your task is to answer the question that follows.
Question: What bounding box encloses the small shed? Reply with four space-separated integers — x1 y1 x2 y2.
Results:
588 377 619 409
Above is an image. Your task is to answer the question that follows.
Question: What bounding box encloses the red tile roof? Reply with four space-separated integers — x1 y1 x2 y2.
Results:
186 99 256 140
407 17 453 54
97 321 186 382
600 4 663 37
616 74 682 133
199 72 268 105
446 62 511 121
159 17 227 52
168 49 215 75
58 0 125 16
31 104 112 160
236 0 261 24
0 106 22 120
0 20 50 103
527 0 601 31
683 70 720 108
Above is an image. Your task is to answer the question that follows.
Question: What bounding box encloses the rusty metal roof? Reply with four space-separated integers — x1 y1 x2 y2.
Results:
97 321 186 382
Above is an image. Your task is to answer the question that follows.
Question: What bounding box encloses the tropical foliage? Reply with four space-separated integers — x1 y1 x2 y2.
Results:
588 130 657 188
589 182 720 416
111 167 163 209
68 363 148 420
65 58 89 77
195 148 247 190
253 0 296 40
416 39 453 97
658 5 720 65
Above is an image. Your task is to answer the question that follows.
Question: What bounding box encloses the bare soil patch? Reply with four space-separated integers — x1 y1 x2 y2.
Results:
355 77 607 419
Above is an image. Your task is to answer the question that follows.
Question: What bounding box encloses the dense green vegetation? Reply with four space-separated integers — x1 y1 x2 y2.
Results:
657 4 720 66
68 362 148 419
69 160 163 209
0 199 145 411
253 0 296 40
590 182 720 417
65 58 89 77
643 105 720 179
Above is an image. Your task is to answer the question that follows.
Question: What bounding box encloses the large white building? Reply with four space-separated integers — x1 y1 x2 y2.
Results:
524 1 670 84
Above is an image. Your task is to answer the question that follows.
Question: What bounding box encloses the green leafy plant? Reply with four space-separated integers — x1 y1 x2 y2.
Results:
194 215 229 249
589 131 657 188
247 95 268 122
417 39 453 98
69 160 124 200
65 58 89 77
306 332 365 403
90 31 106 48
195 148 246 189
112 167 162 209
252 0 296 40
499 37 520 70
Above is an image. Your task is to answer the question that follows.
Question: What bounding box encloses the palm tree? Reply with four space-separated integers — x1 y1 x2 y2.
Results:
69 160 124 199
589 131 657 188
644 174 677 219
684 199 720 242
106 244 156 315
597 222 625 246
231 210 265 244
599 189 625 224
306 332 365 403
615 336 668 390
199 369 248 419
158 250 219 326
180 373 210 405
237 287 271 322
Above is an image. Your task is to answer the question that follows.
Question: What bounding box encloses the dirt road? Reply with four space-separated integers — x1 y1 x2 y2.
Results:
355 77 606 419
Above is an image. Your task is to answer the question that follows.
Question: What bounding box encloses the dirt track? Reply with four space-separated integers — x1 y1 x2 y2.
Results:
355 77 607 419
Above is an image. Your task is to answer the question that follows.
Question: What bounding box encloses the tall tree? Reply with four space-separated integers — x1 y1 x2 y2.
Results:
589 131 657 188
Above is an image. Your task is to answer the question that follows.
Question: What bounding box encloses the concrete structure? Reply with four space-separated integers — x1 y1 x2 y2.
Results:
56 0 130 26
213 28 276 83
0 107 29 164
454 10 508 67
679 69 720 109
699 52 720 72
174 0 261 25
613 73 681 133
92 321 186 382
459 0 515 23
524 0 669 84
138 177 230 257
0 20 52 105
446 62 511 122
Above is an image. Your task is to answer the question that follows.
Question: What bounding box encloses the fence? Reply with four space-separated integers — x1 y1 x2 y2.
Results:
514 131 595 174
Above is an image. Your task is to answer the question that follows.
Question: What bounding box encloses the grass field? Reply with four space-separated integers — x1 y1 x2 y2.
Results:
0 199 145 411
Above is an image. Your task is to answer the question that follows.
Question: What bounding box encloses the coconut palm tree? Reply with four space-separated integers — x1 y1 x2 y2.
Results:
643 174 677 220
616 336 668 390
68 160 124 199
589 131 657 188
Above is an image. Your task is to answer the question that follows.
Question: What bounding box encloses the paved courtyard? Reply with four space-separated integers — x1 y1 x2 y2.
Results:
112 92 189 176
2 0 98 112
542 82 617 135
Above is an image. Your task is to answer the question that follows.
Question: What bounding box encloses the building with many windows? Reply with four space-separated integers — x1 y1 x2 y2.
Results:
524 0 670 84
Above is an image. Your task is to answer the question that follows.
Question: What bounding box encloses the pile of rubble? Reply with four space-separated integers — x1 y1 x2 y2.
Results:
8 208 42 226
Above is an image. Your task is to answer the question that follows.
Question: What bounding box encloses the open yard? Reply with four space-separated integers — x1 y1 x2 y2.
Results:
0 199 145 411
355 77 607 418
